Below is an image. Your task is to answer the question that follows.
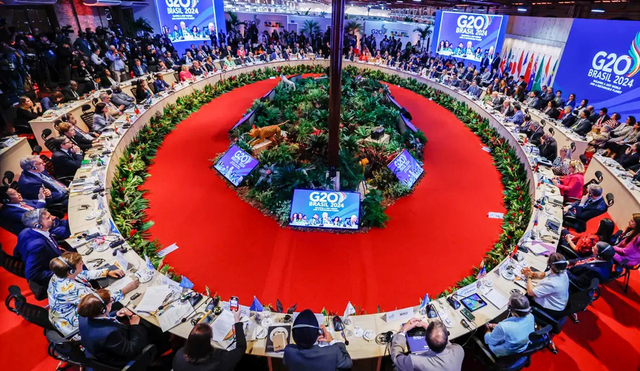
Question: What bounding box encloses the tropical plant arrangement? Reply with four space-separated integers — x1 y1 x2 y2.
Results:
109 63 531 306
218 72 428 230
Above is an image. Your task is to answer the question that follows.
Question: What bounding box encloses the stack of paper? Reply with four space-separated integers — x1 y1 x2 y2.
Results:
136 285 172 313
212 310 236 343
158 301 193 332
482 289 509 309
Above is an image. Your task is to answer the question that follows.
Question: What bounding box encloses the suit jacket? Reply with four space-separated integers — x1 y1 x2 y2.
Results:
0 200 69 238
390 334 465 371
572 119 593 136
283 342 353 371
132 64 148 77
591 113 609 125
506 110 524 126
51 149 83 178
18 170 68 205
569 197 607 223
569 260 613 291
70 131 93 151
617 151 640 169
13 228 62 284
538 139 558 162
561 114 577 128
172 322 246 371
62 87 81 102
79 316 148 367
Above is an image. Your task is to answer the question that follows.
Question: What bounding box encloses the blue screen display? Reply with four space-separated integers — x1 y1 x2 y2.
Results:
553 19 640 119
155 0 224 48
213 145 259 187
289 189 361 230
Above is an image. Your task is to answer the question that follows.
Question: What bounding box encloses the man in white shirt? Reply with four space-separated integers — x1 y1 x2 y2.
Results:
91 48 108 70
522 252 569 315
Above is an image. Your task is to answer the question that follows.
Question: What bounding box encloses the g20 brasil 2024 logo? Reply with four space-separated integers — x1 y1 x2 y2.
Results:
370 24 388 37
308 191 348 207
165 0 200 15
455 14 493 36
588 31 640 88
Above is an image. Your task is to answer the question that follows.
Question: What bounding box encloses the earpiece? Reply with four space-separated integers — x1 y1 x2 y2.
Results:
33 209 43 229
57 256 75 275
91 291 107 314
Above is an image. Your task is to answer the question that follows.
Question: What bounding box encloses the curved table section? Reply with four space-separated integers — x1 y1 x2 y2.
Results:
64 60 628 360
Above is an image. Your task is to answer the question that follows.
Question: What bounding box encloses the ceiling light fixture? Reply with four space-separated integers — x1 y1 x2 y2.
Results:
591 8 605 13
517 7 527 11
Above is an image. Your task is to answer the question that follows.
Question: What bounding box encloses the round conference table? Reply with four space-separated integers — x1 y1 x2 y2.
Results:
59 59 633 365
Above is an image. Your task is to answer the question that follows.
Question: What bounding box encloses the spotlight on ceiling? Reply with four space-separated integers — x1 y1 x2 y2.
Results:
517 7 527 12
591 8 605 13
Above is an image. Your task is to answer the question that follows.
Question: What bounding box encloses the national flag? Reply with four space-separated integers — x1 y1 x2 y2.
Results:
500 47 511 76
134 105 140 115
542 57 553 87
521 52 529 77
524 53 535 84
532 55 546 92
516 50 525 77
109 218 120 235
344 301 356 318
509 244 519 259
179 275 194 289
547 59 559 87
527 56 539 91
476 265 487 280
250 296 264 312
419 293 430 310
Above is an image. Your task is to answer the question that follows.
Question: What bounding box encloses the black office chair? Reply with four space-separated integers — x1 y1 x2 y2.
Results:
583 171 604 195
532 278 599 353
5 286 157 371
41 128 57 153
563 193 613 233
548 127 555 135
0 244 25 278
80 104 95 132
472 325 553 371
619 262 640 294
3 170 19 190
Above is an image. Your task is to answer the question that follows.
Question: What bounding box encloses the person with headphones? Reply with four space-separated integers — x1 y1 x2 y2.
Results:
77 289 149 367
17 155 69 208
283 309 353 371
568 242 617 291
172 308 245 371
48 252 139 339
483 292 535 357
13 208 72 300
0 186 69 238
50 136 84 180
390 319 464 371
521 252 570 318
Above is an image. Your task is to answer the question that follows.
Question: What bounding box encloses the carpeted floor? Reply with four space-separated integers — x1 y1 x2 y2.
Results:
141 78 506 312
1 78 638 370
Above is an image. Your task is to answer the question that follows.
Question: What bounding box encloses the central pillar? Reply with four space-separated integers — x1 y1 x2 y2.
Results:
327 0 346 172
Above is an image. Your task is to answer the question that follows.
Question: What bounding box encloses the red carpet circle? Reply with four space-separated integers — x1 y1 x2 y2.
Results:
141 78 506 312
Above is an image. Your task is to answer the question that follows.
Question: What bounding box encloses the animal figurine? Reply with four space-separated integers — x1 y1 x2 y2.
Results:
280 74 296 90
248 121 289 147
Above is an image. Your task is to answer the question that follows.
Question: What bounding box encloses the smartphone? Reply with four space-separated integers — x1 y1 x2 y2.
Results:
230 296 239 311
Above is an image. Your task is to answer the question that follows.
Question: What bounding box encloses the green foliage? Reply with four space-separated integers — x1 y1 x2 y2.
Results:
302 19 320 35
361 190 389 228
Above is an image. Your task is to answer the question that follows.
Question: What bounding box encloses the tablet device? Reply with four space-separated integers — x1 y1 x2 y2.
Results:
460 293 488 312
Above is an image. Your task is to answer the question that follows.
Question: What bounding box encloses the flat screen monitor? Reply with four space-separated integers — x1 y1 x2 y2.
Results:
387 149 424 188
213 144 259 186
155 0 225 50
432 11 507 65
289 189 361 230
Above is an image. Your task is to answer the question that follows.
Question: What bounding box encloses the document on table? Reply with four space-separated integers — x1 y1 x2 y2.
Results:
106 276 133 293
482 289 508 309
211 309 236 343
158 301 194 332
136 285 172 313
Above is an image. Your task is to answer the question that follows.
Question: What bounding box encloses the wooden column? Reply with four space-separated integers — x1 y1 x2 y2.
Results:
327 0 346 170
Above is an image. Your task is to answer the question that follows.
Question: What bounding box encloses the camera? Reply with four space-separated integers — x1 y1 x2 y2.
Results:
61 25 74 34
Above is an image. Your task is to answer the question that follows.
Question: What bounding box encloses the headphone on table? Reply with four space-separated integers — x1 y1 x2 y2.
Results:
292 323 323 336
91 291 107 314
57 256 75 275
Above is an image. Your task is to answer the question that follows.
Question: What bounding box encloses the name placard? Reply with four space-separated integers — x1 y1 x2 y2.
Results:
384 307 414 323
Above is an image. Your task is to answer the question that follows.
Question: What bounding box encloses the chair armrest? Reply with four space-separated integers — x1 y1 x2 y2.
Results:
471 336 496 365
532 306 560 326
121 344 157 371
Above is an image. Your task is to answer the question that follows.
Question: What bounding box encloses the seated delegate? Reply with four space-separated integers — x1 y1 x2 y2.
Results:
173 309 246 371
0 186 69 238
18 156 69 207
13 209 70 300
390 319 464 371
48 252 138 338
483 292 535 357
56 121 96 151
563 184 607 230
92 102 115 133
552 146 572 176
50 136 83 179
110 85 135 110
537 134 558 162
568 242 617 290
283 309 353 371
613 213 640 266
560 218 615 258
521 253 569 319
552 160 584 201
78 289 150 367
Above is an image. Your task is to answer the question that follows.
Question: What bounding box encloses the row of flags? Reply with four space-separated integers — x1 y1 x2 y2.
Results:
499 47 559 91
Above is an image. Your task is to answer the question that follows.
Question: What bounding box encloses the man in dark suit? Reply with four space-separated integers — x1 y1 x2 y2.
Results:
538 134 558 162
13 209 66 299
491 53 501 72
50 136 83 179
564 184 607 230
62 80 81 102
18 156 69 207
560 107 577 127
100 69 118 88
593 108 610 127
0 187 69 238
132 58 148 77
617 143 640 169
571 110 593 136
78 290 149 367
284 309 352 371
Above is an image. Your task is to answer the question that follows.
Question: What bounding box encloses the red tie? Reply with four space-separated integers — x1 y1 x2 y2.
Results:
20 202 34 210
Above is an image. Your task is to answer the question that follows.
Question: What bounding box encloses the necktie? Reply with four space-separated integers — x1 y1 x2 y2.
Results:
20 202 34 210
41 173 66 193
72 90 78 99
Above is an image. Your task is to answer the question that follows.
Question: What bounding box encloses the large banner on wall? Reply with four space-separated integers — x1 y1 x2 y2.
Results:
554 19 640 118
431 11 507 64
156 0 225 48
364 21 421 50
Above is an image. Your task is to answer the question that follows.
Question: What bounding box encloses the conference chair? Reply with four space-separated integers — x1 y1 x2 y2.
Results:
3 170 19 190
80 104 95 131
471 325 553 371
41 128 56 153
582 171 604 195
619 262 640 294
5 286 157 371
532 278 599 354
563 193 614 233
0 244 25 278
